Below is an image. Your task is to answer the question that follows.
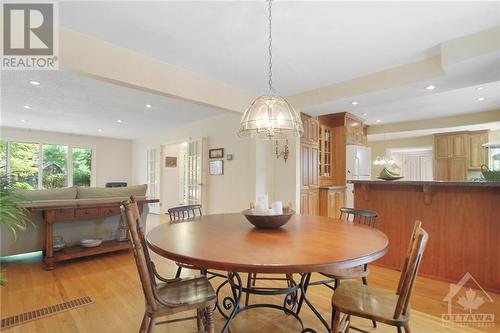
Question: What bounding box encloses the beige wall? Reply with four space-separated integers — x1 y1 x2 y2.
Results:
368 129 500 177
0 127 133 186
368 135 433 177
490 129 500 142
160 143 181 213
132 112 299 215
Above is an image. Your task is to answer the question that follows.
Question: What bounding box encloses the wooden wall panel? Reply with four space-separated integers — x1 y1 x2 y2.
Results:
354 183 500 293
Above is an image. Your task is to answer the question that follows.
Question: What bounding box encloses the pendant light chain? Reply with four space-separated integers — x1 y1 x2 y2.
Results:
238 0 304 140
268 0 274 94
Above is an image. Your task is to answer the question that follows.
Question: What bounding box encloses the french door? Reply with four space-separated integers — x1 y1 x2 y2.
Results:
183 139 203 206
146 148 160 214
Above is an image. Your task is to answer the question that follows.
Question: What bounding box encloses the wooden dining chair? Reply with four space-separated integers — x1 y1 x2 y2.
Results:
167 204 207 279
122 197 216 333
316 207 379 327
331 221 428 333
339 207 378 227
319 208 379 288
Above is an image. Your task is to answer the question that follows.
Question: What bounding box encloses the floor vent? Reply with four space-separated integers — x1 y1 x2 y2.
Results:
1 296 93 330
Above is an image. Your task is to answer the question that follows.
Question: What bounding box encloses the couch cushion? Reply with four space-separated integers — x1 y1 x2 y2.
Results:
76 184 148 199
15 187 78 201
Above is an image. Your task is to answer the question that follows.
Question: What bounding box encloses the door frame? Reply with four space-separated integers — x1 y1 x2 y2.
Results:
159 137 206 213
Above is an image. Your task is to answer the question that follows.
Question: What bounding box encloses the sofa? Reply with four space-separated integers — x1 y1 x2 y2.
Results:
1 185 148 257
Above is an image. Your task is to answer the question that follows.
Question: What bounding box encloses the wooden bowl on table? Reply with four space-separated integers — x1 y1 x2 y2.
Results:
242 208 295 229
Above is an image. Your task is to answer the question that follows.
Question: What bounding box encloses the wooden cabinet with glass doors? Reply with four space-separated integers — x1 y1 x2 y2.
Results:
319 125 334 185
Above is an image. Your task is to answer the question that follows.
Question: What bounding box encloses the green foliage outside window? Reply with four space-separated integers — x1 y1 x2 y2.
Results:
0 140 93 189
73 148 92 186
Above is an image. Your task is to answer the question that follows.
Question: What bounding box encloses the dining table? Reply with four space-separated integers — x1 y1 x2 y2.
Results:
146 213 389 333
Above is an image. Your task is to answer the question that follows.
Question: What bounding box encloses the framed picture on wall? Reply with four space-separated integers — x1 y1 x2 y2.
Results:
209 160 224 175
209 148 224 159
165 156 177 168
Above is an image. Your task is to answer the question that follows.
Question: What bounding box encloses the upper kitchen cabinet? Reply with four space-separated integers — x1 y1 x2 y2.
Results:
318 112 367 186
300 113 320 146
345 116 368 146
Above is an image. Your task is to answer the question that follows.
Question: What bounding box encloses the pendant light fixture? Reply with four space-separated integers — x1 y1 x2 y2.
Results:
238 0 303 140
373 135 395 166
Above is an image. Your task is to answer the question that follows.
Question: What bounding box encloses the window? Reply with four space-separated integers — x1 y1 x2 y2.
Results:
0 140 7 187
10 142 39 189
43 145 68 188
0 140 94 189
73 147 92 187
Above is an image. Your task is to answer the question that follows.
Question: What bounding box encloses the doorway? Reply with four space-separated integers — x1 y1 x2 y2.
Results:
387 147 433 181
160 139 203 214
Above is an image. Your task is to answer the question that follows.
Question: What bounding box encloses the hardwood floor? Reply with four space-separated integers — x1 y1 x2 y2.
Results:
1 214 498 333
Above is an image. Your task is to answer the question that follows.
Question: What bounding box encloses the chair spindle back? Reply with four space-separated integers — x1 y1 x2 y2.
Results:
394 220 428 319
121 197 158 311
168 204 202 221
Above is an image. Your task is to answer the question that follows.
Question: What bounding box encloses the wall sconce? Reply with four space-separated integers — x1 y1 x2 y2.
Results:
275 140 289 163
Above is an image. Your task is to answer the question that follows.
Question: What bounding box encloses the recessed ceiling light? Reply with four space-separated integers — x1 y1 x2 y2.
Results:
20 119 26 123
117 119 123 123
425 85 436 90
23 105 32 109
97 128 103 132
476 87 484 91
362 113 368 116
376 119 381 123
351 101 359 105
145 104 152 108
29 80 41 86
476 97 485 102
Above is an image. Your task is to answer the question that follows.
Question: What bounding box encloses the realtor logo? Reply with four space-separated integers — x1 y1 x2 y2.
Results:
442 272 495 328
2 2 58 69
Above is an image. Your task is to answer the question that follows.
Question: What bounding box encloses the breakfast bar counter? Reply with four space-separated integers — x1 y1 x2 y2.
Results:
349 180 500 293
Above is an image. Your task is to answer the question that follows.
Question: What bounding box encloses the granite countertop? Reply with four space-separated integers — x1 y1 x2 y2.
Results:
348 180 500 187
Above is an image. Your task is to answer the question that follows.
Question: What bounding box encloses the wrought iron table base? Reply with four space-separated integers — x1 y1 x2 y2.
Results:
215 272 333 333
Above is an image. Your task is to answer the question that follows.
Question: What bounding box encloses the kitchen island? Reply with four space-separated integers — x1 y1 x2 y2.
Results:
350 180 500 292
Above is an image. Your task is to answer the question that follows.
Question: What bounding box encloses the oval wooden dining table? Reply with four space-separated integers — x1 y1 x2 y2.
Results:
147 213 389 333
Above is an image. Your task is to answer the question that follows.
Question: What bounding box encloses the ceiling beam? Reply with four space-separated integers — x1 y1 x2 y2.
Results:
287 27 500 111
367 109 500 136
287 56 444 110
59 28 255 113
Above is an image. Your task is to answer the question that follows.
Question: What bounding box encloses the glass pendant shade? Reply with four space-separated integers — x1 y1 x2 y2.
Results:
238 95 303 140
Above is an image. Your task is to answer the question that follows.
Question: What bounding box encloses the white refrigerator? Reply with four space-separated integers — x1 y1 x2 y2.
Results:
345 145 372 208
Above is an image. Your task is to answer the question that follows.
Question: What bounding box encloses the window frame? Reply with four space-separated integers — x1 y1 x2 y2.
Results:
1 137 96 188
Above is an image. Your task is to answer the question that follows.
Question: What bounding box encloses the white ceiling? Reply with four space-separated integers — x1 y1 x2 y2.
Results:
357 80 500 125
1 1 499 140
60 1 500 96
0 71 222 139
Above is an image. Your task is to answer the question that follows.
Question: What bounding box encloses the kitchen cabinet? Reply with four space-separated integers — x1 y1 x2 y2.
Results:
300 114 320 146
434 132 468 180
468 130 489 169
300 113 320 215
434 130 490 180
308 188 320 216
345 116 367 146
319 187 346 219
319 125 333 183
